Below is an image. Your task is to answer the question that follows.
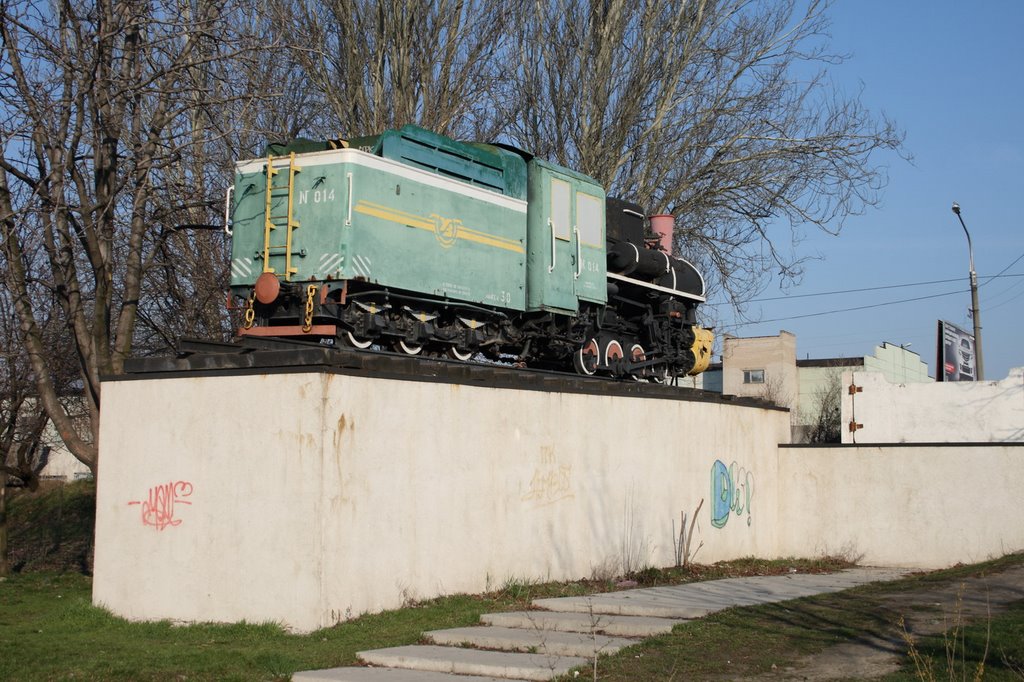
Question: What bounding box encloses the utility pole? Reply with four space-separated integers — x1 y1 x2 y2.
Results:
951 202 984 380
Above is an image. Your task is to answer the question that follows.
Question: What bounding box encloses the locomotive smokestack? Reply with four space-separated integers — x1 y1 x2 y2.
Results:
648 214 674 256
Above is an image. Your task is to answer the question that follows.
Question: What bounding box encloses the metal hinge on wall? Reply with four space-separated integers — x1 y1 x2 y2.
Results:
847 382 864 439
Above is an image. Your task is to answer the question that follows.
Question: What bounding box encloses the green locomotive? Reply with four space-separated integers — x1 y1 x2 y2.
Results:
227 125 712 378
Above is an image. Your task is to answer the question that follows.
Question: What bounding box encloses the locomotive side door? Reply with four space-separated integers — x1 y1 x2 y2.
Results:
526 162 584 314
546 175 578 311
573 187 607 305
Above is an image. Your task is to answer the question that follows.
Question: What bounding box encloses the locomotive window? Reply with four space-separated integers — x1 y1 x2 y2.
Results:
576 192 603 246
743 369 765 384
551 178 571 241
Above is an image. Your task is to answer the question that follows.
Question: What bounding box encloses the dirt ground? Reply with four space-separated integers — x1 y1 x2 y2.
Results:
751 564 1024 681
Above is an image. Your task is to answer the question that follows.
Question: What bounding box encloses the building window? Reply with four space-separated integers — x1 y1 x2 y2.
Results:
743 369 765 384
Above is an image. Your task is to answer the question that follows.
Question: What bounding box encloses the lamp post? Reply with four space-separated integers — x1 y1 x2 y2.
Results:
950 202 984 380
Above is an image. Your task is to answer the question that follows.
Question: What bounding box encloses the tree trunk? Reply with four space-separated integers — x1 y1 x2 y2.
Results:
0 482 9 577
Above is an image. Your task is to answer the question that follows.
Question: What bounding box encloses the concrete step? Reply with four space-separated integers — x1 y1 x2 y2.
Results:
532 590 717 618
424 625 638 658
293 668 509 681
357 644 588 681
480 610 684 637
531 568 913 619
295 569 913 681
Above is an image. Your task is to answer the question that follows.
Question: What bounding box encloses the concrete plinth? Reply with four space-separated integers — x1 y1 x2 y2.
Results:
93 369 789 632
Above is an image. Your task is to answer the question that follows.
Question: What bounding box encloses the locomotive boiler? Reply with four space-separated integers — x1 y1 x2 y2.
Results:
226 125 712 379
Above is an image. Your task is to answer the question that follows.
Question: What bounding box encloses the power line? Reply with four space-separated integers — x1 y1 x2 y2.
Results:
983 271 1024 306
981 250 1024 285
748 272 1023 303
986 287 1024 312
729 287 968 327
713 251 1024 329
723 274 1022 330
983 275 1024 311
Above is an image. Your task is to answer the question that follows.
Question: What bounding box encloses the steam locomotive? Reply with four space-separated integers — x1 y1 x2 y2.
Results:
226 125 712 379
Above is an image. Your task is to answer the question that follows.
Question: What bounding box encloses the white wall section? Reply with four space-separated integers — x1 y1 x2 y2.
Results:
93 369 1024 632
777 443 1024 567
842 367 1024 444
94 372 788 632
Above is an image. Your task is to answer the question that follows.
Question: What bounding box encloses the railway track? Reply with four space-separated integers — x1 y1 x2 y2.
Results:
119 336 778 409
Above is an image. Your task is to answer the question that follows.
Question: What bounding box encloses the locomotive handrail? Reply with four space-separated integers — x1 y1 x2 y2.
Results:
548 218 556 273
345 172 353 226
223 185 234 236
574 226 582 278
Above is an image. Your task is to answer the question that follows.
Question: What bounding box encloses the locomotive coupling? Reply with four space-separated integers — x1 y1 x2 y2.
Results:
253 272 281 304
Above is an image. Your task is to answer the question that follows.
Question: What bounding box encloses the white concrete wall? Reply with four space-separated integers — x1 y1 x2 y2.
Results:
94 372 790 632
777 444 1024 567
2 398 93 482
39 443 93 481
842 367 1024 444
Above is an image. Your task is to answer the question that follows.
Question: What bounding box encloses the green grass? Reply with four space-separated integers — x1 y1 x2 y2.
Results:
0 482 859 682
886 600 1024 681
0 571 518 681
0 482 853 682
565 553 1024 681
5 479 95 573
0 558 860 681
4 483 1023 681
572 590 900 680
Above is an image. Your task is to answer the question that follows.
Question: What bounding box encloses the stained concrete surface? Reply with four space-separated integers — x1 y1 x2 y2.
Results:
294 567 913 681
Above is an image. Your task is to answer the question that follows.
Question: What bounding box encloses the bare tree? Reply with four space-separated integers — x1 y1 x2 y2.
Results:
0 0 907 478
257 0 905 317
0 287 79 575
0 0 257 473
133 2 336 350
757 373 791 409
507 0 905 315
806 368 842 443
277 0 523 140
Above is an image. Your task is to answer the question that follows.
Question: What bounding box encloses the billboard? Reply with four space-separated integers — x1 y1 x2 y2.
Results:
936 320 976 382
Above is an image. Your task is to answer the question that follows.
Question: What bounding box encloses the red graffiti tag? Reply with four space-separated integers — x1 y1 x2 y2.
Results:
127 481 193 530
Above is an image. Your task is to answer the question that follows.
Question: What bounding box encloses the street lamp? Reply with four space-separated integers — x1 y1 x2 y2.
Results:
950 202 984 380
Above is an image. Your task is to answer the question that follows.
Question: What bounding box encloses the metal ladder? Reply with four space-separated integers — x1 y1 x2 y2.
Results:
262 152 301 280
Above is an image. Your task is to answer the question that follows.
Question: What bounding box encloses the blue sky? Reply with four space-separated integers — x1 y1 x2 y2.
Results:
709 1 1023 380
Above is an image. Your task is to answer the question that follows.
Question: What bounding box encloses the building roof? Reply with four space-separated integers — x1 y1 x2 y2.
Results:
795 357 864 369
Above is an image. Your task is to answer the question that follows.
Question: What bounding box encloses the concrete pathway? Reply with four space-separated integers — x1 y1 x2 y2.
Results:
292 567 910 682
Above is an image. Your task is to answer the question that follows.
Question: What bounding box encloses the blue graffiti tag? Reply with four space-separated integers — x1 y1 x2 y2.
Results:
710 459 754 528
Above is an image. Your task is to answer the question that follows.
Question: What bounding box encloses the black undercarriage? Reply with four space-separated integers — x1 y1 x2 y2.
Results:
238 278 703 380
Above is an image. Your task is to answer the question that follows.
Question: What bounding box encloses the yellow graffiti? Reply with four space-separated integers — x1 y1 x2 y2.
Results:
522 446 573 507
522 464 574 506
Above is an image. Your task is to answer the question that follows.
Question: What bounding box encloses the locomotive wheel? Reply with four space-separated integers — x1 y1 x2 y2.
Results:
573 338 600 376
343 331 374 349
604 339 624 370
602 337 626 374
446 346 474 361
396 339 423 355
629 344 646 379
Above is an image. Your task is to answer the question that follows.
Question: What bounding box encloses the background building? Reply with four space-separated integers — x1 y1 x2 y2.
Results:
698 331 931 442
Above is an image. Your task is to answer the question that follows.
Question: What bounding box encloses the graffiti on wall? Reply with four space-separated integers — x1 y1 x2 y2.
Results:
710 460 754 528
522 446 574 507
128 481 193 530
